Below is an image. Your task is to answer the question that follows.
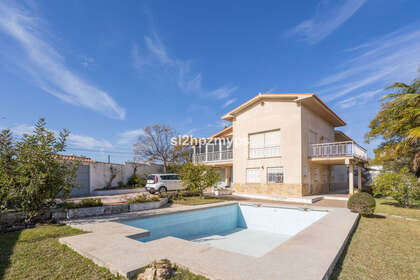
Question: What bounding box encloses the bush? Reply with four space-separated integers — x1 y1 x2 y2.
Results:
347 192 376 216
63 198 103 209
0 119 78 221
126 174 147 188
128 194 160 204
371 168 420 207
179 163 220 197
117 180 125 188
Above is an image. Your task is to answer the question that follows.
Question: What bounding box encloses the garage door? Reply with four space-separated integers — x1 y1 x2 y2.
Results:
70 165 90 197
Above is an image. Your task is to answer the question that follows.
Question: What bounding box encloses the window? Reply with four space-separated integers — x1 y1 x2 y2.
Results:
249 130 280 158
303 166 307 177
246 168 260 183
314 168 319 182
267 167 284 183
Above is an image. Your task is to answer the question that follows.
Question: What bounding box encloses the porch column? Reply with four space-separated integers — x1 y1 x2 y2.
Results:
358 165 362 191
225 166 231 187
205 144 208 162
348 164 354 195
192 146 196 163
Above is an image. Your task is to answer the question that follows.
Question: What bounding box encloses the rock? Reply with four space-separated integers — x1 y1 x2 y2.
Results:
137 260 173 280
137 267 155 280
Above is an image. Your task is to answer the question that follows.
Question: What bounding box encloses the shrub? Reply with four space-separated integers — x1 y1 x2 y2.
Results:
126 174 147 188
0 119 78 221
128 194 160 204
63 198 103 209
179 163 220 197
371 168 420 207
117 180 125 188
347 192 376 216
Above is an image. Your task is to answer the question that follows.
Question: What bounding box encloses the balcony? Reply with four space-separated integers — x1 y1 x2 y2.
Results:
193 150 233 164
309 141 367 162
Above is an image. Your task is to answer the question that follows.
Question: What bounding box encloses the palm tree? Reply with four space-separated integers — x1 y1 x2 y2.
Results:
366 76 420 176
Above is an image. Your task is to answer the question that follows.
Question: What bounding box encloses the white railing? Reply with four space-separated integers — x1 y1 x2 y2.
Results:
193 150 233 163
249 146 281 159
309 141 367 161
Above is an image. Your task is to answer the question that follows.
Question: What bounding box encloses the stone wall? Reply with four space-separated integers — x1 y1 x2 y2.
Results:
233 183 303 197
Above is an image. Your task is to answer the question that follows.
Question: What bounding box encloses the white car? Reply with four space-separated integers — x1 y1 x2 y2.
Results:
145 174 184 194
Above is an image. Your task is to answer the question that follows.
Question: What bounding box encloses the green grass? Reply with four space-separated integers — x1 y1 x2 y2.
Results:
0 225 124 280
173 196 224 205
331 199 420 280
375 197 420 220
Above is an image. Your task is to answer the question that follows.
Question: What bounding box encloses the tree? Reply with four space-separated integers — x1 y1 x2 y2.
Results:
371 168 420 208
179 162 220 197
0 129 16 212
366 75 420 176
133 125 190 173
0 119 78 221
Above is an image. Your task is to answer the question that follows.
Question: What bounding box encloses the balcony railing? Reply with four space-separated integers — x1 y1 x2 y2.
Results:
193 150 233 163
309 141 367 161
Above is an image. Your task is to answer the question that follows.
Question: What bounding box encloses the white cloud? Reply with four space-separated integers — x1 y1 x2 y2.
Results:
222 98 237 108
317 25 420 107
68 134 112 149
210 86 238 100
132 32 237 99
289 0 366 44
117 129 145 145
336 89 383 109
6 123 112 149
0 2 125 120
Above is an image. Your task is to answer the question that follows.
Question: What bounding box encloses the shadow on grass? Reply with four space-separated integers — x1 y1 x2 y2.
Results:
366 214 386 219
329 217 360 280
380 201 420 209
0 229 20 279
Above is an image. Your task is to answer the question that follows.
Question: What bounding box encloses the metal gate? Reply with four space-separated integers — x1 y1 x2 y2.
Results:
70 165 90 197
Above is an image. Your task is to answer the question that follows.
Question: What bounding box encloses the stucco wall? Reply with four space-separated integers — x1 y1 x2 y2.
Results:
301 104 337 195
231 100 303 196
88 162 162 191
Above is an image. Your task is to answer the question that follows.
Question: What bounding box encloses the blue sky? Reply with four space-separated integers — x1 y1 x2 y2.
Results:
0 0 420 163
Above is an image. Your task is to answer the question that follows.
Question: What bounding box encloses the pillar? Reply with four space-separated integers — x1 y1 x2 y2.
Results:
348 164 354 195
225 166 231 187
358 165 362 191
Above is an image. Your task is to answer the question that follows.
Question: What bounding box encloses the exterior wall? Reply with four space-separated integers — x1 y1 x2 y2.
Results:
88 162 162 192
301 105 336 195
231 100 303 197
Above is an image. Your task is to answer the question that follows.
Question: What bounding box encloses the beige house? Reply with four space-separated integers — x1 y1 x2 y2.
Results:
192 93 367 198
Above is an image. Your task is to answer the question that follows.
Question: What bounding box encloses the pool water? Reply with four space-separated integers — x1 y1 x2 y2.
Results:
121 204 327 257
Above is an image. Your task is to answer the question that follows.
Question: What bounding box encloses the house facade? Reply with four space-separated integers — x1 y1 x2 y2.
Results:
192 93 367 198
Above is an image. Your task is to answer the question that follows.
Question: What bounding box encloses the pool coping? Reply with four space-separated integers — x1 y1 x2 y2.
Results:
60 201 359 280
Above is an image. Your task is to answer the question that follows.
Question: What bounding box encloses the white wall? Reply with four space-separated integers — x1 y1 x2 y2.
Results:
88 162 162 191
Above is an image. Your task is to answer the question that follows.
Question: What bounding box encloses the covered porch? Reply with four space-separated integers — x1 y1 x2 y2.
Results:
309 141 368 196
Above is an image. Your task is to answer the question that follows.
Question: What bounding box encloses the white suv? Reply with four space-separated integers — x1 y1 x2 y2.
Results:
145 174 184 194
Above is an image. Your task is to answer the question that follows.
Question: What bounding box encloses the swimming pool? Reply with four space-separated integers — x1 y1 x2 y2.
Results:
121 204 328 257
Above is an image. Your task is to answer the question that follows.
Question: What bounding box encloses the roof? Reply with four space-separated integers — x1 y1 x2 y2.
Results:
210 126 233 138
55 154 94 163
221 93 346 127
334 130 353 142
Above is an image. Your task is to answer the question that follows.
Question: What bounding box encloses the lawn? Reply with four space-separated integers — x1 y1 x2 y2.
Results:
172 196 225 205
375 197 420 220
331 199 420 280
0 225 124 280
0 224 209 280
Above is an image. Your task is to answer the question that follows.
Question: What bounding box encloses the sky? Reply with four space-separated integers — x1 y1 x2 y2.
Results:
0 0 420 163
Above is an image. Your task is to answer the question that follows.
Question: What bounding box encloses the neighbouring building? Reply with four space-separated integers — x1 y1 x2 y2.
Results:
192 93 367 198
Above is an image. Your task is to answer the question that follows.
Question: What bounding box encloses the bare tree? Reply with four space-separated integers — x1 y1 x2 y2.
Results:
133 125 180 173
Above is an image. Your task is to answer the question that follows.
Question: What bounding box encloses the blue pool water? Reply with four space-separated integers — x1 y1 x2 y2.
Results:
121 204 327 257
